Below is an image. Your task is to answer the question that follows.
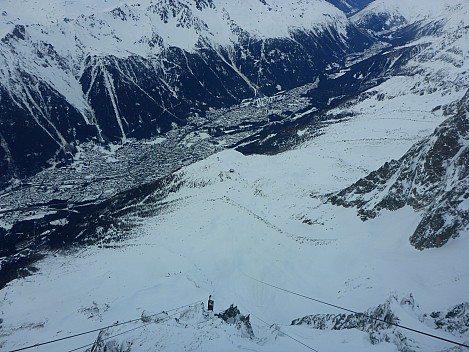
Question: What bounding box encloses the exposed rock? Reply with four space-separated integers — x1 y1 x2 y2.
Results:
329 90 469 249
292 294 469 352
292 295 401 332
216 304 254 339
430 303 469 337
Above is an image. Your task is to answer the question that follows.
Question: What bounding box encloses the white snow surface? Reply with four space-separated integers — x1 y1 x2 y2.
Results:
0 0 348 53
352 0 468 31
1 1 469 351
1 85 468 351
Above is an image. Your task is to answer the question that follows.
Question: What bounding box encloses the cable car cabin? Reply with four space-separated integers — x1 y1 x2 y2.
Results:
208 295 214 312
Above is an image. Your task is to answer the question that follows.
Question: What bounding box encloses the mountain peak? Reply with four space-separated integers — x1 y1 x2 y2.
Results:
352 0 467 34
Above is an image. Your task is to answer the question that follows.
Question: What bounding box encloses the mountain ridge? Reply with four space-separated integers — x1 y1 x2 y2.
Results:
329 90 469 249
0 0 377 185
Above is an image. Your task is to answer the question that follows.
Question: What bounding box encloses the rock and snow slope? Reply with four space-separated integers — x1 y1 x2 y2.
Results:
330 91 469 250
1 80 468 351
0 0 468 351
351 0 467 34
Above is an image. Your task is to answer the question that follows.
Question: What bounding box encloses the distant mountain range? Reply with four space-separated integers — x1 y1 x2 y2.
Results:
0 0 376 184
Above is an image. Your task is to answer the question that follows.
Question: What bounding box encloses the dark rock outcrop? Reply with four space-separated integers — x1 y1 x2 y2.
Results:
330 90 469 249
216 304 254 339
292 295 469 351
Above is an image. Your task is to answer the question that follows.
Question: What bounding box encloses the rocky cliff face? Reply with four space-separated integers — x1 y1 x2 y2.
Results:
329 91 469 249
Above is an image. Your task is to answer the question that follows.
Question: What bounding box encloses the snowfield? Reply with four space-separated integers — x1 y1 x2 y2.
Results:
1 84 468 351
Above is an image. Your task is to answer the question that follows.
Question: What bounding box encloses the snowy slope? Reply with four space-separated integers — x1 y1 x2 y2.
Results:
1 0 349 47
1 1 469 351
351 0 467 33
1 76 468 351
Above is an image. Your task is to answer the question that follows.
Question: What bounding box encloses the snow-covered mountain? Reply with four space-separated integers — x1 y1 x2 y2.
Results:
1 0 466 186
325 0 373 15
1 0 469 351
330 90 469 250
351 0 466 35
0 0 375 185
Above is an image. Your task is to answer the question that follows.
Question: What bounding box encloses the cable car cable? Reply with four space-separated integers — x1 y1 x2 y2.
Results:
6 300 203 352
244 274 469 349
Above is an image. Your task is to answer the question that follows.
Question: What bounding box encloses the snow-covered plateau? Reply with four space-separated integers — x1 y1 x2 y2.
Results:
0 0 468 351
